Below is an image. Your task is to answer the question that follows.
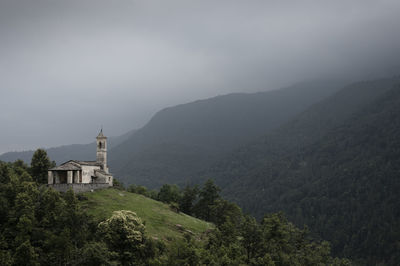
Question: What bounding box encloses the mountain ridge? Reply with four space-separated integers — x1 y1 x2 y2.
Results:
109 80 346 187
203 76 400 264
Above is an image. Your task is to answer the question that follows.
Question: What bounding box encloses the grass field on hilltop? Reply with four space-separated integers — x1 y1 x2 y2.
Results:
79 188 213 241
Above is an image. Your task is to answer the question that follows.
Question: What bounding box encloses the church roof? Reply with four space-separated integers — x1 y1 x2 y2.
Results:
49 160 102 171
49 161 82 171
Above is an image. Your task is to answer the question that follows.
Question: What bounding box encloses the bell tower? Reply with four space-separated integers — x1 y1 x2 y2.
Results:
96 129 108 173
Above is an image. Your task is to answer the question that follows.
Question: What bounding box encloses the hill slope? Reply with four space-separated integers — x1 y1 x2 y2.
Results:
207 77 400 188
80 188 212 241
109 80 346 188
205 77 400 264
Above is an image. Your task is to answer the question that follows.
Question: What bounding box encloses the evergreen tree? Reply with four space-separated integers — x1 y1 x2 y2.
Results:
13 240 39 266
179 185 198 215
30 149 53 184
194 179 220 221
157 184 181 204
79 241 115 266
241 215 262 263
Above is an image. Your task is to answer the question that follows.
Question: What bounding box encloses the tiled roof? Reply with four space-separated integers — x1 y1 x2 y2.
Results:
49 160 102 171
49 161 82 171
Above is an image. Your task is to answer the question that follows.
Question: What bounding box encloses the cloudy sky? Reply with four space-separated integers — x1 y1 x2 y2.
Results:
1 0 400 154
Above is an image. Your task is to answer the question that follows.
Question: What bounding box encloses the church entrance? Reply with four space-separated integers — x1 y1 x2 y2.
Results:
58 171 67 184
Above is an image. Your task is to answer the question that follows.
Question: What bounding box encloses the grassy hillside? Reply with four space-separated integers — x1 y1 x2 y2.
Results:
80 188 212 241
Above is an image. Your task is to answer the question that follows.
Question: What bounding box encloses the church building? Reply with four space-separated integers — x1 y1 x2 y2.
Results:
47 130 113 192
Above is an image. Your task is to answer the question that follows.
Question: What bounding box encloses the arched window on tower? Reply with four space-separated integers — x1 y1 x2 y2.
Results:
98 142 102 149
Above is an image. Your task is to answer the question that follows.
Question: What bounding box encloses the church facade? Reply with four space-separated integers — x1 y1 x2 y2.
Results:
47 130 113 192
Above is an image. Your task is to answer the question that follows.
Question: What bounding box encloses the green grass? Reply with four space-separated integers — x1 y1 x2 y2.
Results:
79 188 213 241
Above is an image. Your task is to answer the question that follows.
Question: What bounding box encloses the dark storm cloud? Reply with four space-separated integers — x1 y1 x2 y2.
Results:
1 0 400 153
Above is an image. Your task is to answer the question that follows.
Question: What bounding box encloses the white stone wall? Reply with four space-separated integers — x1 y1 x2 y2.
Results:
73 171 80 183
81 165 101 183
49 183 110 193
93 171 113 185
48 171 54 184
67 171 73 184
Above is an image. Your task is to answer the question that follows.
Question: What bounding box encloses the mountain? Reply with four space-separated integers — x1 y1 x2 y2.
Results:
207 77 400 188
0 129 135 165
205 77 400 264
109 80 346 188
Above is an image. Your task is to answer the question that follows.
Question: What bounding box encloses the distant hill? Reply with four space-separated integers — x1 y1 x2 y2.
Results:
205 77 400 264
0 129 135 165
80 188 212 241
108 80 346 188
1 80 344 187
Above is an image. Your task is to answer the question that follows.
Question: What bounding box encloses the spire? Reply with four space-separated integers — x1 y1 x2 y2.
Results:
97 127 106 138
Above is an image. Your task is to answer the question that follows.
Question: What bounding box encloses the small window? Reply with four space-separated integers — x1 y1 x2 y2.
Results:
98 142 102 149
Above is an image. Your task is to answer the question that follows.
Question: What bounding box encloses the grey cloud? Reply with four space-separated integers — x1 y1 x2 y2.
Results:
1 0 400 153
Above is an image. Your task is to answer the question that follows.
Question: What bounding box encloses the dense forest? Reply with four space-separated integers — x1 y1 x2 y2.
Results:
205 78 400 264
2 77 400 264
0 151 349 265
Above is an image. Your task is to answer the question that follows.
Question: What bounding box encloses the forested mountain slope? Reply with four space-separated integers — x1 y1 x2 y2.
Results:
109 80 345 188
207 77 400 265
207 77 400 188
0 129 135 164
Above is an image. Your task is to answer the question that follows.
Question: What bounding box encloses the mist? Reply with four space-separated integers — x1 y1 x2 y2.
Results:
1 0 400 154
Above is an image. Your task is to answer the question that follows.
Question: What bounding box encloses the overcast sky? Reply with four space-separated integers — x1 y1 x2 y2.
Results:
1 0 400 154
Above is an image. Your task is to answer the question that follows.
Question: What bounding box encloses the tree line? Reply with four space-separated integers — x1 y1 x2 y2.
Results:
0 149 350 265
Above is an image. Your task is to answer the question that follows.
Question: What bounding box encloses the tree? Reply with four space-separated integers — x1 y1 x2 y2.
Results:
179 185 198 215
157 184 181 204
98 210 150 265
164 233 201 265
210 199 242 227
30 149 53 184
13 240 39 266
112 178 125 190
241 216 262 263
79 241 115 266
128 184 138 193
194 179 221 221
